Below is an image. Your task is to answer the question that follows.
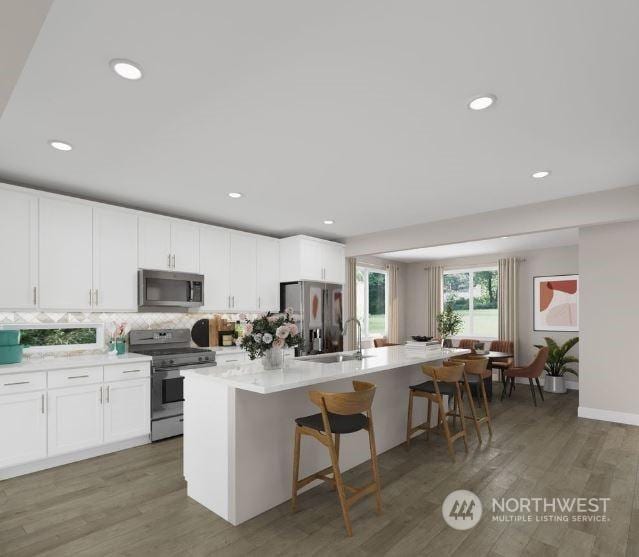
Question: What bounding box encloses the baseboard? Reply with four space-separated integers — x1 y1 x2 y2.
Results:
491 373 579 390
0 435 150 481
578 406 639 426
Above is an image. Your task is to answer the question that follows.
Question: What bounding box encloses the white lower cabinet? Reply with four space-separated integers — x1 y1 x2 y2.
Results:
48 384 104 456
0 391 47 468
103 378 150 443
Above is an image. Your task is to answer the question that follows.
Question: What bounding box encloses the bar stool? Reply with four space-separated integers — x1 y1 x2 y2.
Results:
447 358 493 442
291 380 381 537
405 363 468 462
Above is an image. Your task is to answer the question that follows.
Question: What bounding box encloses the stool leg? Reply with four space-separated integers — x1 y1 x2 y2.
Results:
452 393 458 429
455 383 469 453
426 399 432 440
329 433 340 491
405 390 414 449
479 376 493 437
367 419 382 515
291 426 301 512
328 439 352 536
438 397 455 462
463 379 482 444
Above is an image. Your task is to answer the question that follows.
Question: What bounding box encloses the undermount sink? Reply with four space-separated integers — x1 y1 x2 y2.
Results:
301 353 373 364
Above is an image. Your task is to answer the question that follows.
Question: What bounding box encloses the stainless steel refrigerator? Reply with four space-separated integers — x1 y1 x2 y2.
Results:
280 281 343 355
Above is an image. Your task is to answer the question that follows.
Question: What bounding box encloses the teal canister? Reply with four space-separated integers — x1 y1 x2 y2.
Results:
0 330 21 346
0 344 23 365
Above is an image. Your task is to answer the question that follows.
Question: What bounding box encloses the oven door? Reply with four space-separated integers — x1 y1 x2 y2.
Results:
151 367 184 420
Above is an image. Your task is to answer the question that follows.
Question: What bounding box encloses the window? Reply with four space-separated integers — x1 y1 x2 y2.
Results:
1 323 104 352
443 267 498 338
356 266 388 338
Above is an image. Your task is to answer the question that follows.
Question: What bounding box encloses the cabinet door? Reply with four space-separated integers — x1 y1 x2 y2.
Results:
103 378 150 443
39 197 93 310
93 208 138 311
0 391 47 468
200 227 231 311
229 233 257 310
0 189 38 309
256 237 280 311
322 243 345 284
299 238 323 281
170 221 199 273
48 385 103 456
138 215 172 270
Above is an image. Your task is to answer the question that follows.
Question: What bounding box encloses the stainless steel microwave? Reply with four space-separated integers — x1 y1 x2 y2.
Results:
138 269 204 311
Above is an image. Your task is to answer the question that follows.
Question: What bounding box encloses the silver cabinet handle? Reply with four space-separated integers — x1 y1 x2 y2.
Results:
226 359 239 362
68 374 89 379
33 286 37 306
168 254 172 269
172 254 176 269
89 289 93 305
94 289 99 306
232 296 235 308
258 296 261 308
106 385 110 403
4 381 30 386
41 394 45 414
99 386 103 404
122 369 141 374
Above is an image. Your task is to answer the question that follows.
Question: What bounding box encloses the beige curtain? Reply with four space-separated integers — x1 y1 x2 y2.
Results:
498 257 519 364
386 263 400 344
344 257 357 350
425 266 443 337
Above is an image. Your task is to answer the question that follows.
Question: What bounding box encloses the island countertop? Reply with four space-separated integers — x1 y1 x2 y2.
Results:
182 346 470 394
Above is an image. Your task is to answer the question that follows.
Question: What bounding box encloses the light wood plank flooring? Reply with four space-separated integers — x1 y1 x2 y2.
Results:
1 388 639 556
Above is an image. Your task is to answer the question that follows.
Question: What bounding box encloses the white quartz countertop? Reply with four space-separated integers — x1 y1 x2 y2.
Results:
181 346 470 394
0 352 152 375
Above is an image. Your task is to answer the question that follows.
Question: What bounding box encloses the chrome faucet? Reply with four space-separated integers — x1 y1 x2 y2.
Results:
343 317 363 360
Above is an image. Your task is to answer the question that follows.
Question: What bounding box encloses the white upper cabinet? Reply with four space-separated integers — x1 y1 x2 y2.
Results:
0 188 38 309
138 215 172 271
199 227 231 311
138 215 199 273
170 221 199 273
279 235 345 284
256 237 280 312
229 233 257 310
93 208 138 311
39 197 93 310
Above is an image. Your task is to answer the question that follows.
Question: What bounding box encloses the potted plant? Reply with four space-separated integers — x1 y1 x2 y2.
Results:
436 301 463 348
534 337 579 393
238 308 303 369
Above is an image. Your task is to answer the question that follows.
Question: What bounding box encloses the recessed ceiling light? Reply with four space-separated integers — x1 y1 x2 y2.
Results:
228 192 243 199
532 170 551 179
501 236 509 239
48 140 73 151
468 95 496 110
110 59 143 80
323 219 335 225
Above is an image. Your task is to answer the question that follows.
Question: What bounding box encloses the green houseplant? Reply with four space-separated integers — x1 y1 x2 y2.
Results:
534 337 579 394
436 301 463 348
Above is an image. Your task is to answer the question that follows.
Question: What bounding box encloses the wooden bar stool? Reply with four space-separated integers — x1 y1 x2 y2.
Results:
405 363 468 462
291 380 382 537
446 358 493 442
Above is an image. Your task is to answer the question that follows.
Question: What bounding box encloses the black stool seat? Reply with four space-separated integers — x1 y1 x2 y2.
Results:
295 412 368 434
409 381 455 396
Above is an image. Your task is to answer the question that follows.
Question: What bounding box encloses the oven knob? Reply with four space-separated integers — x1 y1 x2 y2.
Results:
198 356 203 362
169 359 175 365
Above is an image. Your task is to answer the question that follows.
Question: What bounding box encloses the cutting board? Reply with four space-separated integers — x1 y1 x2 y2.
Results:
191 319 210 347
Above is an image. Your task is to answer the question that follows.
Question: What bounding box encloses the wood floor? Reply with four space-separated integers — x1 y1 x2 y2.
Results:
2 387 639 556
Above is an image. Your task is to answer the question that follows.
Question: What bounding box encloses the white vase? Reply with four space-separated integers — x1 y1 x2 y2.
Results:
263 347 283 370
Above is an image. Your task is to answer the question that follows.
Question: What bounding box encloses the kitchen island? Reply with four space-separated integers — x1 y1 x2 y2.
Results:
181 345 469 525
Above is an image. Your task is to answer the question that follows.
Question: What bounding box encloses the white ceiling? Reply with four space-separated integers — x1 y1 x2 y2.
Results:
378 228 579 263
1 1 639 239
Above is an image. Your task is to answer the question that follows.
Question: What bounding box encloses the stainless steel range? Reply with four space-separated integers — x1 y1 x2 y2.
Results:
129 329 216 441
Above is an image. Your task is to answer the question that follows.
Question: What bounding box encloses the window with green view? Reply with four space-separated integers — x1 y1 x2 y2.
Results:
356 266 388 338
20 327 97 348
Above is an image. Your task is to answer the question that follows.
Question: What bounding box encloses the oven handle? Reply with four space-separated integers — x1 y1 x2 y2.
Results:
153 363 216 374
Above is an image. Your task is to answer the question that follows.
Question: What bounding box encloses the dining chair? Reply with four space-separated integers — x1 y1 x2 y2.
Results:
502 347 549 406
373 338 401 348
489 340 514 384
458 339 479 351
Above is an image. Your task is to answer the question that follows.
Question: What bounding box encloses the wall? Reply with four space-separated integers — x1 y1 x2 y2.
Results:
579 221 639 424
402 245 579 384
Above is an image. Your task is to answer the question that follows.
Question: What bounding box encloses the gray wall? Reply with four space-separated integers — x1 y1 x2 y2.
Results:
402 245 579 383
579 221 639 418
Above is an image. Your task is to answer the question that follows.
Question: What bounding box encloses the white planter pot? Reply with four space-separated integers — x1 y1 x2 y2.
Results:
544 375 566 394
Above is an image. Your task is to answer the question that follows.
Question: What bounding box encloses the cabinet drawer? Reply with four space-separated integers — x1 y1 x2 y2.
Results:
48 366 103 389
0 372 46 395
215 353 246 365
104 362 150 382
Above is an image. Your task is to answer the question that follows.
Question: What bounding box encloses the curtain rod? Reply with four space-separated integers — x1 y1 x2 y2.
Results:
424 257 526 271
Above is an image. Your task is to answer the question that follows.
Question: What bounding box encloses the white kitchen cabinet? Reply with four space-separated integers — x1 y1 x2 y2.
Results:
256 237 280 311
93 208 139 311
0 391 47 468
103 378 150 443
138 215 199 272
138 215 172 270
200 227 231 311
0 188 38 309
39 197 93 310
229 233 257 310
47 384 103 456
279 235 345 284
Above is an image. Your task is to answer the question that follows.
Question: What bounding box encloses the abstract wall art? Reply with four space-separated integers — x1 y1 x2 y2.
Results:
533 274 579 331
